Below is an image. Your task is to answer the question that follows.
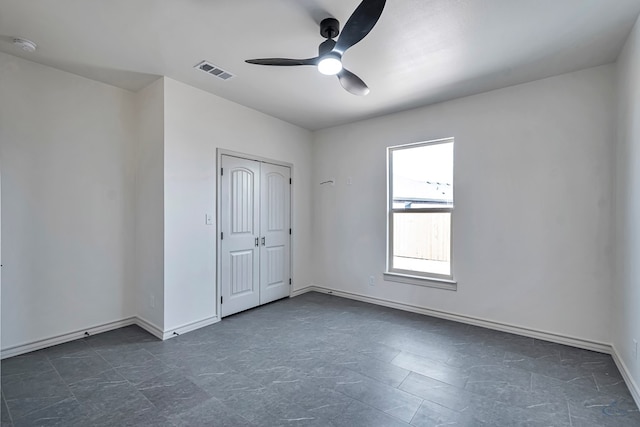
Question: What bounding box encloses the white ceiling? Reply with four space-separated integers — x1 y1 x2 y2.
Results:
2 0 640 130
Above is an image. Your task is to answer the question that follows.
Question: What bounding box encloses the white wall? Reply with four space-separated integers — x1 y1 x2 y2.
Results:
135 79 165 330
614 14 640 394
0 52 136 350
1 145 3 370
0 60 313 350
162 78 313 331
0 45 626 368
312 65 616 344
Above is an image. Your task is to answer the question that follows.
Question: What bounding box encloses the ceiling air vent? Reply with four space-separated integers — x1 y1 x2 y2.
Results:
195 60 234 80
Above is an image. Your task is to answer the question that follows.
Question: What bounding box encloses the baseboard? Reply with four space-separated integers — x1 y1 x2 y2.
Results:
135 316 164 340
290 285 314 297
161 315 220 340
1 314 220 359
611 345 640 408
1 317 138 359
299 286 640 406
3 287 629 402
298 285 612 354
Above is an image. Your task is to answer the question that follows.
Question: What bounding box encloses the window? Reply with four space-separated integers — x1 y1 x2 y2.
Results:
385 138 455 289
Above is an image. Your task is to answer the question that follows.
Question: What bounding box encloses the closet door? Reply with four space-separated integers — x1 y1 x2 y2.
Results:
220 155 260 317
259 162 291 304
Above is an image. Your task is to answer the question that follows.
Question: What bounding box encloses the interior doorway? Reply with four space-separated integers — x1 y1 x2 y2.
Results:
218 151 292 317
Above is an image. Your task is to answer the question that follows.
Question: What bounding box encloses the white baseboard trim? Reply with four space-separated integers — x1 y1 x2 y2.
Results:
1 314 221 359
290 285 314 298
5 289 635 408
297 285 640 405
296 285 612 354
611 345 640 408
161 315 220 340
1 317 137 360
135 316 165 340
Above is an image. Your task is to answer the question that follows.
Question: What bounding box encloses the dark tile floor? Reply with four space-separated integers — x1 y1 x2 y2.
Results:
1 292 639 426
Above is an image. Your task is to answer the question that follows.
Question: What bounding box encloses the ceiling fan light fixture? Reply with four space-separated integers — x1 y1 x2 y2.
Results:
318 55 342 75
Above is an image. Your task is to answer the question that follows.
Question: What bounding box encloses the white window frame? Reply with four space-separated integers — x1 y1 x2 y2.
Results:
384 137 457 291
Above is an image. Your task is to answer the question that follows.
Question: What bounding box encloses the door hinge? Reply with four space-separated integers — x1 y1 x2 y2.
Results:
289 228 292 235
289 178 292 185
221 232 224 240
220 296 223 304
289 278 292 285
221 168 224 176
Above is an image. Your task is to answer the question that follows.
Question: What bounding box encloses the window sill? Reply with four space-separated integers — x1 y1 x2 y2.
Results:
383 272 457 291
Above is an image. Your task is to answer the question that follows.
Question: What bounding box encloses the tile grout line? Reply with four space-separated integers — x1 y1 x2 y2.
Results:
1 391 14 425
408 399 425 425
332 387 415 425
137 339 224 420
6 389 74 423
341 357 412 391
592 372 600 391
17 355 80 422
56 337 162 422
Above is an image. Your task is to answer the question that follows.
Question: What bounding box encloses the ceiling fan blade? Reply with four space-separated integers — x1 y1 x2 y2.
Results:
245 57 319 66
334 0 386 54
337 68 370 96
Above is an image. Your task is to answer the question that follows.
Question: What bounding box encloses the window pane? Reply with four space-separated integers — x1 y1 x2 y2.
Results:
392 212 451 276
392 142 453 209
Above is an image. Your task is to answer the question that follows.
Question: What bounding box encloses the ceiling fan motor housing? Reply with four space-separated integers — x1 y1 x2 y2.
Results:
320 18 340 39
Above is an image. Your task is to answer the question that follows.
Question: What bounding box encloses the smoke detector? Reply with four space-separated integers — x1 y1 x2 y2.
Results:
13 38 37 52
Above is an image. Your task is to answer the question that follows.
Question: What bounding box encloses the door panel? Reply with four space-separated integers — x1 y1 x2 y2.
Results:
221 155 260 317
265 245 285 286
260 163 291 304
230 169 255 234
230 250 255 295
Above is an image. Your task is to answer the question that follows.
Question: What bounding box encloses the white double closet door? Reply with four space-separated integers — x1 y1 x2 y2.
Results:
220 154 291 317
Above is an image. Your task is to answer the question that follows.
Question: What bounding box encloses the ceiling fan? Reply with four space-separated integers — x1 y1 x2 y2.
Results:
245 0 387 96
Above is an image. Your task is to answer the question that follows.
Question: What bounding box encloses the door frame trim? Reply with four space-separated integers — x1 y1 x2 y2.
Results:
216 149 294 319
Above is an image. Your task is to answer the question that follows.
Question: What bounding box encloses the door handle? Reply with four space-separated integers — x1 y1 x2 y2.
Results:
261 237 266 246
255 237 259 247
